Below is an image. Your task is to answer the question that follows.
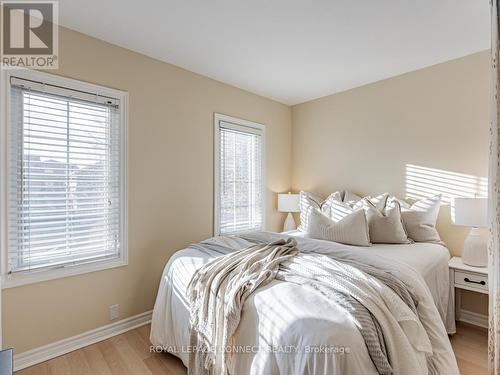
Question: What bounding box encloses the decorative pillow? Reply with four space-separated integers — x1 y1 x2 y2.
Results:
298 191 322 232
321 198 359 221
298 191 342 232
366 193 389 211
323 193 389 220
307 208 371 246
393 195 442 242
343 190 362 205
343 191 389 212
325 191 343 203
365 200 411 244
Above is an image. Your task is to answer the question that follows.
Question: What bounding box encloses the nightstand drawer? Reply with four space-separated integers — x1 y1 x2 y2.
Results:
455 270 488 291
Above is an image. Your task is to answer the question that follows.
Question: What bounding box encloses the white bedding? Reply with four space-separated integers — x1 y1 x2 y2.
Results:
287 230 455 334
150 231 457 375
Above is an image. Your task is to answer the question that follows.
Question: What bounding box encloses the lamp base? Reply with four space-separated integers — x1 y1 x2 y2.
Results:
462 227 488 267
283 212 297 232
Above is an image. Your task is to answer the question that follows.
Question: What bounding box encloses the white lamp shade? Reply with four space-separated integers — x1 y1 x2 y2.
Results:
452 197 488 227
278 193 300 213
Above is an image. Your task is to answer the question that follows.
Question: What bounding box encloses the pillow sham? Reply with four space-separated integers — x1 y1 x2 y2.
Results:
365 199 410 244
323 193 389 220
366 193 389 211
321 198 359 221
298 191 323 232
343 191 389 212
343 190 362 205
392 195 442 243
298 191 342 232
307 208 371 246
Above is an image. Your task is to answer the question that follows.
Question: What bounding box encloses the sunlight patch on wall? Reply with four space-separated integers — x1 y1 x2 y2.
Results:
405 164 487 205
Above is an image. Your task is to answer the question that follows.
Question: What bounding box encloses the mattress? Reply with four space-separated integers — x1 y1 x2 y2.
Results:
150 231 457 375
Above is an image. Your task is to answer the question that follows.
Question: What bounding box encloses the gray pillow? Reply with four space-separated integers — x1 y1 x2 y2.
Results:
365 199 411 244
307 208 371 247
394 195 442 242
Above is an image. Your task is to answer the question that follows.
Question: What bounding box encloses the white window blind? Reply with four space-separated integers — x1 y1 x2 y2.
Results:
7 76 124 275
215 116 264 235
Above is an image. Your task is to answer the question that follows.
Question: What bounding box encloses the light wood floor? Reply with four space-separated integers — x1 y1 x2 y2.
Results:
16 321 487 375
15 325 187 375
451 322 488 375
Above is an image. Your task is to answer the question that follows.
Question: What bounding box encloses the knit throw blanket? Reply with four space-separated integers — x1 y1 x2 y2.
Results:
187 238 434 375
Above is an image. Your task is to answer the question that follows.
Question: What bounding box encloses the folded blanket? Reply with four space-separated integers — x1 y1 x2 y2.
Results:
187 238 299 375
187 237 434 375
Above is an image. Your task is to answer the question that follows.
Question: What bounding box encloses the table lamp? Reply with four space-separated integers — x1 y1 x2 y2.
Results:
452 197 488 267
278 192 300 232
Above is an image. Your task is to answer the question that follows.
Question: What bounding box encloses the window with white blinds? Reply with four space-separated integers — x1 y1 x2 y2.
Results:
214 114 265 235
3 71 127 286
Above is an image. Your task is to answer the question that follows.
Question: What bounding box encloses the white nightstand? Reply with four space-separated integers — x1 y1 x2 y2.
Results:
449 256 488 324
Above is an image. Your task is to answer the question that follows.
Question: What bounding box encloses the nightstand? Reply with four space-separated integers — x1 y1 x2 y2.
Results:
449 256 488 324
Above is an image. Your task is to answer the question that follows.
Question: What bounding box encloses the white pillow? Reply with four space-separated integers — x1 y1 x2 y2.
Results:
323 193 389 220
298 191 342 232
343 190 362 205
366 193 389 211
365 199 411 244
321 198 357 221
325 191 343 203
298 191 322 232
343 191 389 212
392 195 442 243
307 208 371 247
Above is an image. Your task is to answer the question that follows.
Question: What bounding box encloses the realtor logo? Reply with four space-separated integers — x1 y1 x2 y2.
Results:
1 1 58 68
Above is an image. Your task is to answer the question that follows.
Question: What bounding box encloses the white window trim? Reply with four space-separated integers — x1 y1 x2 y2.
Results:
0 69 129 289
213 113 266 236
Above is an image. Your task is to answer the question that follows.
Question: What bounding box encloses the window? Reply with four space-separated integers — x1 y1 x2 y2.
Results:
1 70 128 287
214 113 265 235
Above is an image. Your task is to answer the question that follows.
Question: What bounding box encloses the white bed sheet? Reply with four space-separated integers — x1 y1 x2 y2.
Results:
150 232 457 375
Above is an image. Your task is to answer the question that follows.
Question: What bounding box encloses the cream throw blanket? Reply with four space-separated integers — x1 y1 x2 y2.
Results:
188 238 433 375
188 238 299 375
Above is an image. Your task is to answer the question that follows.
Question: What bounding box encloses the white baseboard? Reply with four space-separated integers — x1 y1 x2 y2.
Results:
459 309 488 329
13 310 152 371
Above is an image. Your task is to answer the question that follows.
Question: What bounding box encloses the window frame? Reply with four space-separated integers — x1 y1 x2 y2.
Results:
213 113 266 236
0 69 129 288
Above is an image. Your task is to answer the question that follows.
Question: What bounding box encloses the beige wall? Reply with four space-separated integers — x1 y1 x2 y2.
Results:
292 51 490 314
2 27 292 353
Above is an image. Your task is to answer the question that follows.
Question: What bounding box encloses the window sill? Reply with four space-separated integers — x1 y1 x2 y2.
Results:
1 257 128 289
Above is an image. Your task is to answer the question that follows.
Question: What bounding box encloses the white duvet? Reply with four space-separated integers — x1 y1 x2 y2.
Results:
150 231 458 375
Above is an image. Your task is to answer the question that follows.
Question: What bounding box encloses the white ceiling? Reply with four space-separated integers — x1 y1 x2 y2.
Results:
57 0 490 105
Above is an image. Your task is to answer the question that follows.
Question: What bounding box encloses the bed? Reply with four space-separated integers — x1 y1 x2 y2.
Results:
150 231 458 375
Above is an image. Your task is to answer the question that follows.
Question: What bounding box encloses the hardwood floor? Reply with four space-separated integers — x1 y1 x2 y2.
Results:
451 322 488 375
15 325 187 375
17 321 487 375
